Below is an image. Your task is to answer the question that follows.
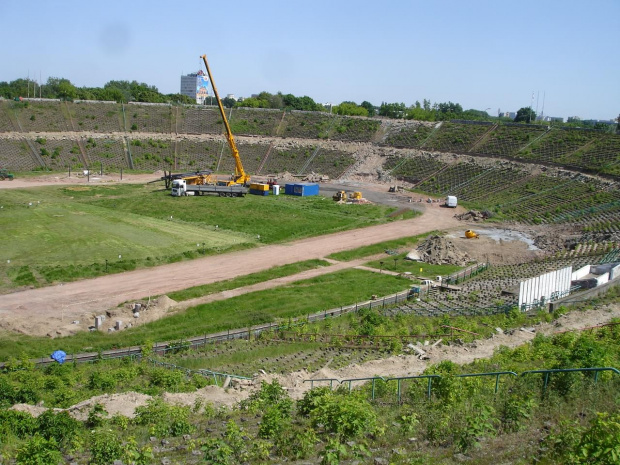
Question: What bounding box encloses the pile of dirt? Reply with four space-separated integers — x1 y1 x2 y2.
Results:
454 210 491 222
416 234 470 265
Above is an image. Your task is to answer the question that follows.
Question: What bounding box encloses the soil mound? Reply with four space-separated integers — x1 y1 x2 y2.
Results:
454 210 490 222
416 234 470 265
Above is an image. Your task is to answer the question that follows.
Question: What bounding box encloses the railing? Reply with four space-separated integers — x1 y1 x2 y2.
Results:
521 367 620 393
443 262 489 285
303 367 618 402
148 358 251 387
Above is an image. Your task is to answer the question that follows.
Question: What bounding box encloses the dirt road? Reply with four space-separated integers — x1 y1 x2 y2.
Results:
1 199 462 335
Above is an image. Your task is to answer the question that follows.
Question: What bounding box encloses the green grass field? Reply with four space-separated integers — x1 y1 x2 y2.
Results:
0 183 414 292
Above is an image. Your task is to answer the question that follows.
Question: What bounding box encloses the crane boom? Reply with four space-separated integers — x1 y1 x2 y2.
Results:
200 54 250 186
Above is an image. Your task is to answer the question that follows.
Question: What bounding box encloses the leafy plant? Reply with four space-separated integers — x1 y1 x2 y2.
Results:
16 435 63 465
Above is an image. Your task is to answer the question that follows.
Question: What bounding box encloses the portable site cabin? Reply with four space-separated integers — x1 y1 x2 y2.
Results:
445 196 457 207
284 182 320 196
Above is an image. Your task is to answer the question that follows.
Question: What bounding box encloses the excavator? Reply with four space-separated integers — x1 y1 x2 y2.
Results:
200 54 250 187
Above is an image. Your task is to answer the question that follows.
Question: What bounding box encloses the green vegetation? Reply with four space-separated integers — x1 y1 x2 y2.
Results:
0 184 407 292
365 254 463 276
168 258 330 301
327 232 431 261
0 269 410 360
0 304 617 464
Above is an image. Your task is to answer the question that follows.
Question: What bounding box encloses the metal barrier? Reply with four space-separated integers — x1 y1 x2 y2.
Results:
520 367 620 393
148 358 251 386
303 367 618 402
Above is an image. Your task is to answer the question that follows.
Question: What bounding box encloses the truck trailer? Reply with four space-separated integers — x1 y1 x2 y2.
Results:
171 179 248 197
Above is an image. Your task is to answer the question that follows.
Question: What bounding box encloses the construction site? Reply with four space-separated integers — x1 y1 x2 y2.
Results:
1 56 619 464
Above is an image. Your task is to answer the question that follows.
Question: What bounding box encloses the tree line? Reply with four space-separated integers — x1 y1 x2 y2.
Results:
0 77 616 131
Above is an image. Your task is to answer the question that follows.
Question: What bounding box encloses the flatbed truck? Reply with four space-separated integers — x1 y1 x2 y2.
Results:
171 179 248 197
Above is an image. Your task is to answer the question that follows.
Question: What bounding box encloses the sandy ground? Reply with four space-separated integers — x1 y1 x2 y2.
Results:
11 303 620 420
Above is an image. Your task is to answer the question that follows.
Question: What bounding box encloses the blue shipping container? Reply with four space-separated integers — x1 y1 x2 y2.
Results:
284 182 319 197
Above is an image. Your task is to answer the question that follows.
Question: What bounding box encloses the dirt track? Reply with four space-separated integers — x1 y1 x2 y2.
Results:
1 178 466 335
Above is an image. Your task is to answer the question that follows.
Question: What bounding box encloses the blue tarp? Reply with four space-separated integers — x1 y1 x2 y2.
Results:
50 350 66 364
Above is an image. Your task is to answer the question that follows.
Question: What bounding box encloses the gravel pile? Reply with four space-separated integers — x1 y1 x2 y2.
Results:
416 234 470 265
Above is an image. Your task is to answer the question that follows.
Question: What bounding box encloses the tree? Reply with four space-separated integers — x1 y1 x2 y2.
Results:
360 101 375 117
378 102 406 118
514 107 536 123
333 101 368 117
221 96 237 108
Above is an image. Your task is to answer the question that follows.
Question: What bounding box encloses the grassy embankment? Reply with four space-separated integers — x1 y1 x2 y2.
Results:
0 268 411 360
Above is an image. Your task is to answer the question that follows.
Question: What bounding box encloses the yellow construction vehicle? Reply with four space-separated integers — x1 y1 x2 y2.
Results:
465 230 479 239
200 54 250 186
333 190 347 201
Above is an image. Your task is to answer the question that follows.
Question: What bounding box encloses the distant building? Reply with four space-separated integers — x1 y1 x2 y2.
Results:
543 116 564 123
503 112 516 119
180 71 210 105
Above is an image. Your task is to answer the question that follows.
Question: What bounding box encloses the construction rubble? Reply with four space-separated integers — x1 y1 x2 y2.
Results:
416 234 471 266
454 210 491 221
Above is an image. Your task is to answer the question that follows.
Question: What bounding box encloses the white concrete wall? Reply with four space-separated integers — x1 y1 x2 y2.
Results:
519 266 572 310
572 265 591 281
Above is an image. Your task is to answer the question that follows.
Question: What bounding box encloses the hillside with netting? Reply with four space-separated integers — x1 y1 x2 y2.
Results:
416 162 487 195
516 127 600 166
384 154 447 185
10 100 71 132
277 110 333 139
380 122 435 148
228 108 283 136
327 117 382 142
422 121 492 152
474 124 548 157
67 101 123 132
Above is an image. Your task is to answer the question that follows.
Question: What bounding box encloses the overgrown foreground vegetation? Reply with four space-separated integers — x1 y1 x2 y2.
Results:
0 301 618 464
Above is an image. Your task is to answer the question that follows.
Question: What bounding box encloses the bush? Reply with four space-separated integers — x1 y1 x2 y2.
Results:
89 430 123 465
37 410 82 449
16 435 63 465
133 398 193 437
310 392 377 440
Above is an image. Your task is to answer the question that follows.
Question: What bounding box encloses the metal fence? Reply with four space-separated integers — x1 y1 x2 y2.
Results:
304 367 620 403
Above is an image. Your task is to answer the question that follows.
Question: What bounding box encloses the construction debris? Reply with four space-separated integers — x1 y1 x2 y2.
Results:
454 210 491 221
416 235 470 266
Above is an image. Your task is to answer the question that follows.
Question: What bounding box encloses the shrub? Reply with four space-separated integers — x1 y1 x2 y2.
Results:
37 410 82 449
133 398 193 437
89 430 123 465
0 409 37 439
16 435 62 465
310 392 377 440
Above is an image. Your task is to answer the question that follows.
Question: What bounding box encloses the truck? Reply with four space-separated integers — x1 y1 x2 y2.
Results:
445 195 457 208
171 178 248 197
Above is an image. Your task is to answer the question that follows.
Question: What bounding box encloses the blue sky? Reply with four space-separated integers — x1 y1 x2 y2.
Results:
1 0 618 121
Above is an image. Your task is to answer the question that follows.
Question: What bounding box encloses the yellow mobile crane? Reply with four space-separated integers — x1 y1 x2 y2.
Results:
200 54 250 186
